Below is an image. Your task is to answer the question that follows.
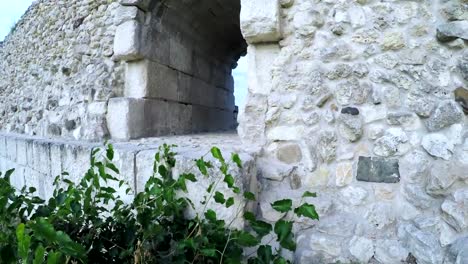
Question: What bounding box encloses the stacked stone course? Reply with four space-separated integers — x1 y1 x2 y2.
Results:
0 0 126 140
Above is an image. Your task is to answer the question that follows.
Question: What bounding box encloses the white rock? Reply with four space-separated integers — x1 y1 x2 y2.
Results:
421 134 455 160
349 236 374 263
341 186 368 206
375 239 408 264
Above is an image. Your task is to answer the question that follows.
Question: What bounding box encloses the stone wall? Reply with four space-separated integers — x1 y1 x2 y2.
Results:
0 0 126 141
0 132 257 229
239 0 468 263
108 0 247 140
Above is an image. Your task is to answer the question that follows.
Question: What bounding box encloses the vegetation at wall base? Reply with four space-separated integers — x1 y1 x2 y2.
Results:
0 144 319 263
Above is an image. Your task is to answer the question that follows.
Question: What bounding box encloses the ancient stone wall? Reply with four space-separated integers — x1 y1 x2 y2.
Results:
239 0 468 263
0 0 126 141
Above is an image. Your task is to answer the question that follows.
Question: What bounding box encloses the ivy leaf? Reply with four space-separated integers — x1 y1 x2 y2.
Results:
200 248 217 257
250 220 272 238
232 187 241 194
214 192 226 204
33 244 45 264
294 203 319 220
302 191 317 198
271 199 292 213
231 153 243 168
236 231 259 247
274 257 289 264
183 173 197 182
256 245 273 264
211 147 224 162
274 220 296 251
243 211 256 222
225 197 235 208
46 252 62 264
16 223 31 260
106 163 120 174
106 144 114 160
196 159 208 176
205 209 217 222
224 174 235 188
243 192 256 201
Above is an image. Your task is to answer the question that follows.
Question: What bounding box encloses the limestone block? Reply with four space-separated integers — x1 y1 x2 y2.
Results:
114 5 144 25
240 0 281 43
125 60 178 101
16 139 27 166
247 44 280 95
119 0 151 12
107 97 145 140
113 20 143 61
32 140 51 175
169 37 193 75
5 137 17 162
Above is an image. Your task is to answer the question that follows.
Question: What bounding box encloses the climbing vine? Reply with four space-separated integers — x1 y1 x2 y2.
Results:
0 144 319 263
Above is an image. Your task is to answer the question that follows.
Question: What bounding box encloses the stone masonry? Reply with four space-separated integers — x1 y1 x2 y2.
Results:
1 0 468 263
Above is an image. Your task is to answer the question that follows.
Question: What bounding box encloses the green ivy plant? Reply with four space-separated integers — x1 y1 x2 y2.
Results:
0 143 319 263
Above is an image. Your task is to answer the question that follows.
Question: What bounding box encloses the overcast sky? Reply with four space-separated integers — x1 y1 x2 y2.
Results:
0 0 247 107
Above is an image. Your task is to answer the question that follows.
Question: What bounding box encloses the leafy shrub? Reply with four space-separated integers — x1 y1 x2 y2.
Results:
0 144 319 263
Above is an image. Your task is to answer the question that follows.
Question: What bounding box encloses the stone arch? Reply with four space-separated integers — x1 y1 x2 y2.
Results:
109 0 249 140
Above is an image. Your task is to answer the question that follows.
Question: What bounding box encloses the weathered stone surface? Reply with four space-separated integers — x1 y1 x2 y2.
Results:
381 32 406 50
442 188 468 232
334 78 370 106
335 162 353 187
402 184 437 209
375 239 408 264
348 236 374 263
455 87 468 114
356 156 400 183
426 161 459 196
426 101 464 132
421 134 454 160
338 114 363 142
276 143 303 164
398 223 444 264
316 131 337 163
446 237 468 264
340 186 368 206
240 0 281 43
373 128 409 157
400 150 431 184
436 21 468 42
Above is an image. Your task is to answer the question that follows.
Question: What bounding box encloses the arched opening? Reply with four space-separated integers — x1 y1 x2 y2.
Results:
109 0 247 140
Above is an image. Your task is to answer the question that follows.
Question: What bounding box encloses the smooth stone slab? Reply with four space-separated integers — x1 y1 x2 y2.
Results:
357 156 400 183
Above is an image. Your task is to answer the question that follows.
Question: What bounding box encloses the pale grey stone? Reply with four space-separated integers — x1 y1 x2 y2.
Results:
399 150 430 184
426 101 464 132
327 64 352 80
426 161 459 196
398 223 444 264
375 239 408 264
436 21 468 42
276 143 303 164
442 188 468 232
338 114 363 142
340 186 368 206
356 156 400 183
421 134 455 160
373 128 409 157
402 184 437 209
317 131 337 163
446 237 468 264
348 236 374 263
407 91 436 117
